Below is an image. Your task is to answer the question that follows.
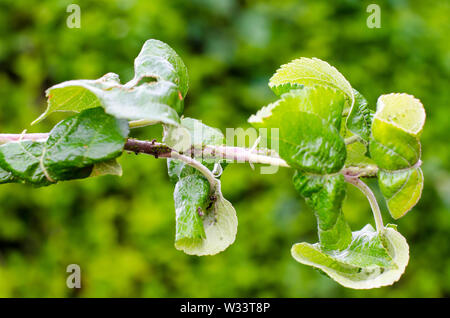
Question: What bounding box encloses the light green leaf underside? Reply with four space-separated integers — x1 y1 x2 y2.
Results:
0 108 128 186
176 182 238 256
249 89 346 174
33 72 181 126
293 172 352 251
269 57 354 113
291 226 409 289
379 168 423 219
376 93 425 137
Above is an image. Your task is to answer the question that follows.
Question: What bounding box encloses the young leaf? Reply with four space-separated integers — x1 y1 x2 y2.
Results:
369 93 425 171
269 57 354 113
346 89 373 142
291 225 409 289
33 72 181 126
378 168 424 219
249 90 346 174
0 108 129 186
293 171 352 251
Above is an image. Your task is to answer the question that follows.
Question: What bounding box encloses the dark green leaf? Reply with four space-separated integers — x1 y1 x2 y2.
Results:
0 108 129 186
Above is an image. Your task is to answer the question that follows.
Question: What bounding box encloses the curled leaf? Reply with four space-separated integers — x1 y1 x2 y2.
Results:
175 181 238 256
291 225 409 289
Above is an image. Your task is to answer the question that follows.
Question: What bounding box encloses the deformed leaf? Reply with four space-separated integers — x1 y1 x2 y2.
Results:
0 108 129 186
175 181 238 256
293 172 352 251
33 72 181 126
33 39 189 126
249 90 346 174
291 225 409 289
374 93 425 137
131 39 189 98
269 57 354 113
378 168 424 219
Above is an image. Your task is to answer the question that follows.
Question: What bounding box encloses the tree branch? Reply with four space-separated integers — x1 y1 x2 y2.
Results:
0 133 379 178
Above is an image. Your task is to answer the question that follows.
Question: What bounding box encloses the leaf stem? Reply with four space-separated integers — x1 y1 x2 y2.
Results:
170 151 219 192
345 176 384 233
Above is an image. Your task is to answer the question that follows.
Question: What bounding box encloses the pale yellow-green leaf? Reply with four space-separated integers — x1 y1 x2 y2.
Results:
291 227 409 289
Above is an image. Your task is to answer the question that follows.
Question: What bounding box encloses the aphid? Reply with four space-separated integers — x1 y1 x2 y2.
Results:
197 207 204 217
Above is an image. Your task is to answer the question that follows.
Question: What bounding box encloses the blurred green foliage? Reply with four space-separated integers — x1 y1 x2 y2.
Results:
0 0 449 297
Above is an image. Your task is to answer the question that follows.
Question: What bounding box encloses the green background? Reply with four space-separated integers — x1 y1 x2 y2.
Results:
0 0 449 297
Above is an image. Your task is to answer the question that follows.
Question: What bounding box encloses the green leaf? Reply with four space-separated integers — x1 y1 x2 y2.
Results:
369 93 425 171
291 225 409 289
293 172 352 251
249 89 346 174
174 175 208 247
346 89 373 142
0 108 128 186
131 39 189 99
378 168 424 219
167 118 236 256
269 57 354 113
33 72 182 126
